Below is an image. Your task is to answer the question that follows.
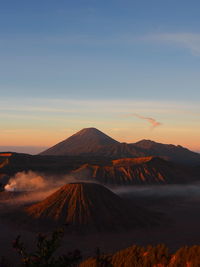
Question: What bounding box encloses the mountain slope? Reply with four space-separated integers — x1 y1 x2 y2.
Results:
25 183 159 231
71 157 198 185
39 128 200 164
40 128 119 156
0 154 11 169
133 139 200 163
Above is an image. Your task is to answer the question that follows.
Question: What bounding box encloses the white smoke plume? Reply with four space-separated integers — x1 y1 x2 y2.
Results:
2 171 103 205
4 171 47 192
4 170 96 193
2 171 77 204
130 113 162 129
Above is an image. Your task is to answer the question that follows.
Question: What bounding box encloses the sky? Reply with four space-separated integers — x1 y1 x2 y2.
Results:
0 0 200 153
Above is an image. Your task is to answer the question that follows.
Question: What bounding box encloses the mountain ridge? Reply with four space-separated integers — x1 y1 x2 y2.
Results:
40 128 200 164
71 156 197 185
40 128 119 156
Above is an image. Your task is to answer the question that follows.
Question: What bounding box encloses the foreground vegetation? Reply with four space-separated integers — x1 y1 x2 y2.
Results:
80 244 200 267
1 228 82 267
1 229 200 266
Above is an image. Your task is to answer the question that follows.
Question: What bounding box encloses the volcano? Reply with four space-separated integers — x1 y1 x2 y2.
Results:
40 128 200 164
25 183 158 232
71 157 197 185
40 128 119 156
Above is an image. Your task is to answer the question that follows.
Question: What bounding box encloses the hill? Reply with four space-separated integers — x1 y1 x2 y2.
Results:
133 139 200 163
40 128 200 164
40 128 119 156
71 157 198 185
25 183 159 232
0 151 199 188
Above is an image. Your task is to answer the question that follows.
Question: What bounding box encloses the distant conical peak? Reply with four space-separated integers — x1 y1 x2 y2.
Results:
67 127 119 145
40 127 200 164
40 127 119 156
74 127 101 134
73 127 116 138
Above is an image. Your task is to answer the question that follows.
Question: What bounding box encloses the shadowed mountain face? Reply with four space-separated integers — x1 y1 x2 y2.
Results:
40 128 119 156
0 155 10 187
25 183 158 232
71 157 198 185
40 128 200 164
0 155 10 169
0 150 199 188
133 139 200 164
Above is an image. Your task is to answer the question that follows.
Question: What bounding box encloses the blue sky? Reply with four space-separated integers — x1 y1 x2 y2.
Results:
0 0 200 152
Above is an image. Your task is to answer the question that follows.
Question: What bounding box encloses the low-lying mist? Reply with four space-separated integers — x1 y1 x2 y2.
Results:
2 171 78 205
5 171 47 192
2 171 99 205
2 170 200 206
112 183 200 199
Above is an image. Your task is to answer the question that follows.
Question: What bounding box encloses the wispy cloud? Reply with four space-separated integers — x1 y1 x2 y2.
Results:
143 33 200 56
127 113 162 129
1 97 199 113
0 98 199 126
2 32 200 56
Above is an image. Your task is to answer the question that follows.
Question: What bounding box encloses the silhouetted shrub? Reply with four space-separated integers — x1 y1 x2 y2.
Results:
13 228 82 267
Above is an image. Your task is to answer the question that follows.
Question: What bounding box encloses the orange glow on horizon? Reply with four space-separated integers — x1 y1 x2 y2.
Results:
0 127 199 152
0 153 12 157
